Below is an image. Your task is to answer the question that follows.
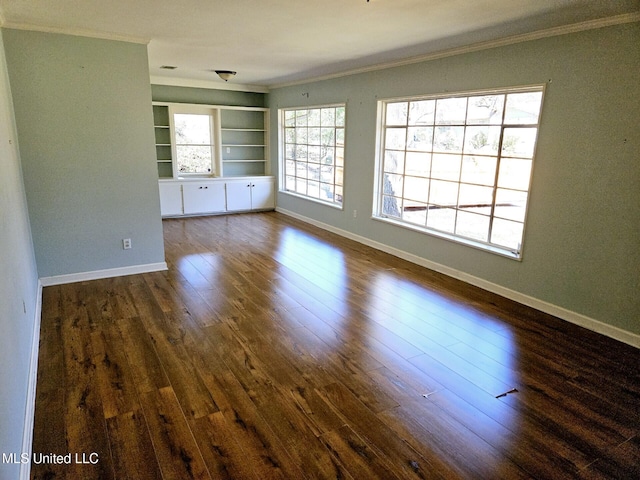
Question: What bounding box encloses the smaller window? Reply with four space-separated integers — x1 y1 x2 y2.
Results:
280 104 346 207
171 107 219 176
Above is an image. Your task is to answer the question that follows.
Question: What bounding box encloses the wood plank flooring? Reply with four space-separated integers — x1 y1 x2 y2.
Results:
32 211 640 479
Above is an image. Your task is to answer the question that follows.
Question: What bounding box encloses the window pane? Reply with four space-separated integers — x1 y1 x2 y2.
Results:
296 127 308 144
336 167 344 186
456 211 490 242
435 97 467 125
431 154 461 181
285 144 296 160
433 126 464 153
460 155 497 186
284 111 295 127
404 176 430 203
296 178 307 195
466 95 505 125
402 202 428 226
383 150 405 174
494 189 528 222
321 165 334 183
335 185 343 205
285 175 295 190
320 183 334 203
335 107 346 127
295 145 308 161
308 180 320 199
458 184 494 213
408 100 436 125
427 207 456 233
308 109 321 126
307 163 321 181
385 127 406 150
308 146 321 163
383 173 403 196
382 195 402 217
491 218 523 251
285 128 296 144
429 179 458 206
308 128 321 145
502 128 538 158
321 128 334 147
497 158 532 190
463 126 501 155
405 152 431 177
285 160 296 176
295 110 308 126
336 147 344 167
296 162 308 179
505 91 543 124
407 127 433 151
320 145 332 165
321 108 335 126
336 128 345 145
174 114 210 144
386 102 408 126
176 146 211 173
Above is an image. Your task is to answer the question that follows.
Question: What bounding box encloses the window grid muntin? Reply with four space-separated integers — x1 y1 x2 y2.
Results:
281 105 346 207
377 87 543 257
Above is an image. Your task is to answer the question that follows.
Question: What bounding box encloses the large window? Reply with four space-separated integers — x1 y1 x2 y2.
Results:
280 105 346 207
374 86 544 258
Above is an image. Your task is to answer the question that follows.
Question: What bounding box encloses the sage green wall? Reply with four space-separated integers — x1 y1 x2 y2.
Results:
4 29 165 278
152 84 266 107
269 23 640 336
0 30 39 479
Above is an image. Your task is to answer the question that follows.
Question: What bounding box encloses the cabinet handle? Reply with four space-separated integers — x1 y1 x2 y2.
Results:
247 184 251 187
199 186 203 189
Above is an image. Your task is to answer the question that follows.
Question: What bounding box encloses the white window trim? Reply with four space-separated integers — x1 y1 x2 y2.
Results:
278 103 346 209
169 104 221 178
372 85 546 260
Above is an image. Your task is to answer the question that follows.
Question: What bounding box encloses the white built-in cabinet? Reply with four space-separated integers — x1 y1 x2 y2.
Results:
159 177 275 217
225 179 275 211
182 182 227 215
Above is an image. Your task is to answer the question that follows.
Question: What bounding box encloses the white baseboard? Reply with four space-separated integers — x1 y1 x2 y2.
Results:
276 208 640 349
19 280 43 480
39 262 168 287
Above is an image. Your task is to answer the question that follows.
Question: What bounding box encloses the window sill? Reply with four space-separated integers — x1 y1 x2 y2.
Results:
372 215 523 260
279 190 343 210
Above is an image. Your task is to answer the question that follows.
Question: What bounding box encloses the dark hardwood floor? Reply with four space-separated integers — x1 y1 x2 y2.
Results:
32 211 639 479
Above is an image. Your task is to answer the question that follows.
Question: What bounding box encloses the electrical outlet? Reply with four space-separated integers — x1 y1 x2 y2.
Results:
353 210 357 218
122 238 132 250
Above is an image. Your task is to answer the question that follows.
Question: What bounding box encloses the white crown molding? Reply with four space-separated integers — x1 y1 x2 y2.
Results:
276 207 640 349
269 12 640 89
150 75 269 94
0 21 150 44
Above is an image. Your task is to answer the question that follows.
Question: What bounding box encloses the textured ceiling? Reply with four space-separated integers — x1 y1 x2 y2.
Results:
1 0 638 88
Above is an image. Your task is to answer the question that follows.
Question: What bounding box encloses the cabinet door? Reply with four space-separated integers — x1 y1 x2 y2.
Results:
159 183 183 216
250 179 275 210
225 181 253 212
182 182 226 214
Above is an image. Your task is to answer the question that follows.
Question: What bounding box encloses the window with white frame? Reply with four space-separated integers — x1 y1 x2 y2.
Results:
374 86 544 258
172 108 219 175
281 105 345 207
